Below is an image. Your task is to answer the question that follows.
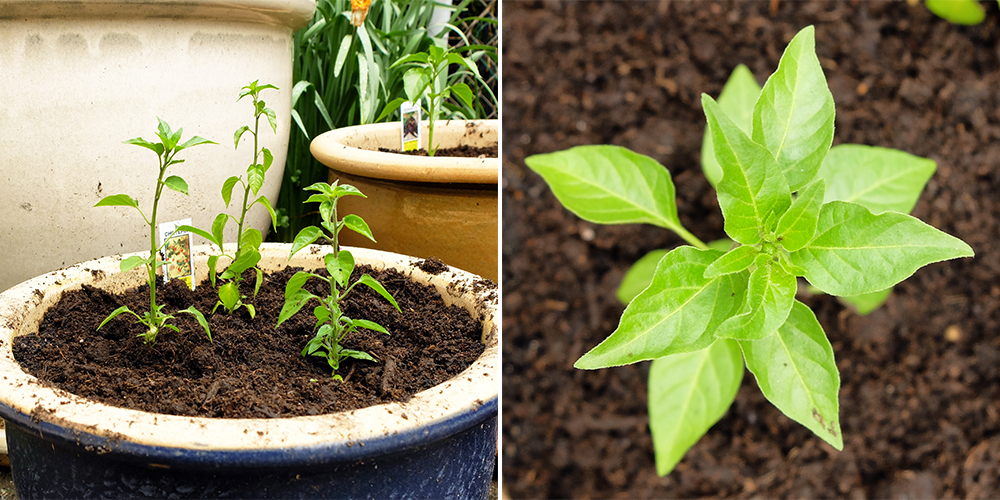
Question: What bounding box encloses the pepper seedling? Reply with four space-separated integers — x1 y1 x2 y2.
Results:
179 80 279 318
95 118 215 345
276 181 400 380
525 26 974 476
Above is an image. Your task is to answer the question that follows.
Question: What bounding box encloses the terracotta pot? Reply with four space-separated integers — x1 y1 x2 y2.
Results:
310 119 499 282
0 0 315 292
0 243 498 499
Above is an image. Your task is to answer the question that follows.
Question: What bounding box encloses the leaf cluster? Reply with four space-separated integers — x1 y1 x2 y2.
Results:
277 181 400 379
179 80 280 318
94 118 215 344
525 26 974 476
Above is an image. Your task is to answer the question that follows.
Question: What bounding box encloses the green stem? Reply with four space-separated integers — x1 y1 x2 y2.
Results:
235 108 261 261
148 152 171 334
672 225 709 250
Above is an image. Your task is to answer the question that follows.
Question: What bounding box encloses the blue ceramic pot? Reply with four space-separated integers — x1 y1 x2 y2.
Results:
0 245 499 499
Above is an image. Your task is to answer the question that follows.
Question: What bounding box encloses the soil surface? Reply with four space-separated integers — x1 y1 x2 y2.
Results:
379 144 499 158
14 263 486 418
503 1 1000 498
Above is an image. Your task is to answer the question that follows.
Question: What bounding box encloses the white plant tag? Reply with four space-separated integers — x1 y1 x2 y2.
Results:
158 218 195 290
401 101 421 152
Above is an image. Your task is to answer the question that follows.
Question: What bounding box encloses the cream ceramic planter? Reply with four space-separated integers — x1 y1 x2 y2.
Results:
310 119 499 282
0 0 315 292
0 243 498 498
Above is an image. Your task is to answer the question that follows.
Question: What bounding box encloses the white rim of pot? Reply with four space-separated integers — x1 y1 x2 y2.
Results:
310 119 498 184
0 243 498 454
0 0 316 29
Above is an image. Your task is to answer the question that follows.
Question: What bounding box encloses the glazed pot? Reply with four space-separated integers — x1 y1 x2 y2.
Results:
310 119 499 282
0 243 498 499
0 0 315 292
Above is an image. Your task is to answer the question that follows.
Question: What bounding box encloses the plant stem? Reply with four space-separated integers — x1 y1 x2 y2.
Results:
148 153 170 328
235 111 260 260
673 225 709 250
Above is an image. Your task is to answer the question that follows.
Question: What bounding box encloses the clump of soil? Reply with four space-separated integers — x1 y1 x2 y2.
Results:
14 265 485 419
504 1 1000 498
378 144 498 158
417 257 450 275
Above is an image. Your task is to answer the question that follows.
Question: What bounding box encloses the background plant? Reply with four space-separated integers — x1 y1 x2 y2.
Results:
179 80 280 318
924 0 997 25
525 26 974 475
274 0 497 241
95 118 214 344
276 181 400 379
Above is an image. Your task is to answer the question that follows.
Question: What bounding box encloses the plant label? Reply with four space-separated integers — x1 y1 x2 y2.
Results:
159 218 195 290
401 101 421 152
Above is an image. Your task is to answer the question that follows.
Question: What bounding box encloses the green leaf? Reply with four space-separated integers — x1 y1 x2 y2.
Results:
176 224 219 248
248 164 265 196
524 145 685 232
208 255 219 287
702 64 761 187
290 226 324 258
648 339 743 476
277 289 319 327
123 137 164 156
352 318 389 335
313 305 331 327
262 148 274 172
450 82 474 108
703 95 792 245
714 255 796 341
219 282 240 311
775 179 825 252
245 303 256 319
177 135 216 151
221 176 240 208
342 214 375 242
752 26 836 191
211 213 228 247
839 287 893 315
704 245 760 279
334 34 352 78
325 251 355 288
255 195 278 230
162 175 189 196
377 97 407 123
926 0 985 25
739 300 843 450
253 267 263 298
120 255 148 273
790 201 975 296
817 144 936 215
357 274 400 311
404 68 431 102
95 194 139 209
234 125 251 149
264 107 278 134
576 247 745 369
178 306 212 342
239 228 263 251
616 249 668 304
341 349 376 362
97 305 139 330
285 270 314 298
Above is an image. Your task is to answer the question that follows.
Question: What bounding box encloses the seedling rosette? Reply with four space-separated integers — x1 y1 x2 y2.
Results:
525 26 974 475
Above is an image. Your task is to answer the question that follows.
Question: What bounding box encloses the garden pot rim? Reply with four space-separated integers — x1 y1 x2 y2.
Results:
310 119 499 185
0 0 316 29
0 243 498 462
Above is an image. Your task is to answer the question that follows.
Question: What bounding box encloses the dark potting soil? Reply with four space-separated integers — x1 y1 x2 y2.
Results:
13 264 486 419
378 144 499 158
504 1 1000 498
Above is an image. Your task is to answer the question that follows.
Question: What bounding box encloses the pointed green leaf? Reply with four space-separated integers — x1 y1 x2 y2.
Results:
357 274 400 311
776 179 825 252
342 214 376 242
790 201 975 296
325 251 354 288
211 213 228 247
208 255 219 287
703 94 792 245
576 247 745 369
524 145 685 232
752 26 835 191
255 195 278 230
334 34 352 77
704 245 760 279
219 282 240 311
740 300 843 449
95 194 139 209
253 267 263 298
233 125 251 149
926 0 985 25
176 224 219 248
616 249 668 304
285 270 315 298
377 97 407 123
177 135 216 151
262 148 274 172
290 226 324 258
264 107 277 134
818 144 936 215
123 137 163 156
120 255 148 273
239 228 263 251
221 176 241 208
248 164 265 196
162 175 189 196
341 349 376 362
97 305 139 330
714 255 796 340
352 318 389 335
450 82 474 108
648 339 743 476
839 287 893 315
277 289 319 327
178 306 212 342
702 64 761 187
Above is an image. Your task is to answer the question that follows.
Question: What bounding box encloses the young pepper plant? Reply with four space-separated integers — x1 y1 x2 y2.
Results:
179 80 279 318
276 181 400 380
95 118 215 345
525 26 974 476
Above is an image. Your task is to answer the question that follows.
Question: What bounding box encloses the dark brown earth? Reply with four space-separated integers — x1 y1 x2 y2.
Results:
379 144 498 157
14 263 486 419
503 1 1000 498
